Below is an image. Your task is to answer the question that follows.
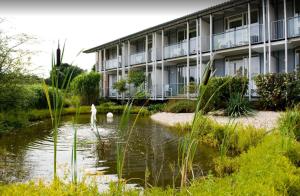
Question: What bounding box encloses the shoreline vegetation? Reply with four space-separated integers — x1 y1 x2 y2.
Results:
0 111 299 195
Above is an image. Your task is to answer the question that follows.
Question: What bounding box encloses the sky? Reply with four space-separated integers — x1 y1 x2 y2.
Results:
0 0 228 78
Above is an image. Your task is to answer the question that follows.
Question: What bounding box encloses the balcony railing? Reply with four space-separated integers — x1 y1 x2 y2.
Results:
105 58 119 70
130 51 146 65
164 40 187 59
288 16 300 38
201 36 210 52
189 37 197 54
271 19 285 40
213 26 249 50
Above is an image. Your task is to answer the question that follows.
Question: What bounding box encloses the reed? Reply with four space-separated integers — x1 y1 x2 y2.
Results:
43 42 74 178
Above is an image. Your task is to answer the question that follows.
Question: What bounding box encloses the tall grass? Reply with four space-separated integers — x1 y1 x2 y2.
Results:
43 42 74 178
177 57 235 188
71 100 81 184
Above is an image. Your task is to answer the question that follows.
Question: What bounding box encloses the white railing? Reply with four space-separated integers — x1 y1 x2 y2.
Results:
130 51 146 65
271 19 285 40
201 36 210 52
250 24 263 44
213 26 249 50
189 37 197 54
164 40 187 59
105 58 118 70
288 16 300 38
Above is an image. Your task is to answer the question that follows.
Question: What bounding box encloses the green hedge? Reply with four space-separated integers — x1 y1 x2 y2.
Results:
255 72 300 110
200 76 248 113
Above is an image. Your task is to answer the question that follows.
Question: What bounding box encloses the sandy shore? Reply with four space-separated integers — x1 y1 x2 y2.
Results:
150 111 282 130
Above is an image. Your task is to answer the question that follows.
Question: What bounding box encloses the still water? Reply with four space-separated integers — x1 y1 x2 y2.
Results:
0 114 217 188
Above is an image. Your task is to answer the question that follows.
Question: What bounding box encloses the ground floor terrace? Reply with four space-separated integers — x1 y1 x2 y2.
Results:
102 40 300 100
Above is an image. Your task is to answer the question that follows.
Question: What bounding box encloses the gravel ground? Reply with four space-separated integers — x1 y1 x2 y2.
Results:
150 111 282 130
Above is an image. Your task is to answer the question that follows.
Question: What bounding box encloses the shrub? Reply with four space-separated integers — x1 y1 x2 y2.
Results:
127 71 145 88
225 92 252 117
200 76 248 113
0 111 29 132
164 100 196 113
70 72 101 105
147 103 166 113
255 72 300 110
113 79 127 95
278 109 300 141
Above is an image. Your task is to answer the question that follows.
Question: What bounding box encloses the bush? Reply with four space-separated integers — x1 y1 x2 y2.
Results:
164 100 196 113
200 76 248 113
278 108 300 141
113 79 127 94
147 103 166 113
255 72 300 110
0 111 29 132
70 72 101 105
127 71 145 88
225 92 252 117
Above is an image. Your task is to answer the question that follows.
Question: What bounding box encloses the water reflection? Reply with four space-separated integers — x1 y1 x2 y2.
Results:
0 114 217 187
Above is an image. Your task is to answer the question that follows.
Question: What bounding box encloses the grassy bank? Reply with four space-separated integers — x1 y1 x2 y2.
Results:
1 129 299 195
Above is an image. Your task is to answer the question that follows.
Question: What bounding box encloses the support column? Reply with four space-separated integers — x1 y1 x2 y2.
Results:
161 29 165 100
248 3 252 100
103 49 107 98
210 14 213 59
153 33 157 100
145 35 148 95
267 0 271 73
284 0 288 73
196 18 199 85
122 43 125 78
127 40 131 73
199 18 203 83
116 44 119 99
187 21 190 99
263 0 267 74
99 50 103 97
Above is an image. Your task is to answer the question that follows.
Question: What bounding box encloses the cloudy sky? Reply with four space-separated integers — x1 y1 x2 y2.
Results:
0 0 228 77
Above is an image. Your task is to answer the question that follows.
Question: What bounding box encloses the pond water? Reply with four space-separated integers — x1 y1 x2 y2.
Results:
0 114 217 189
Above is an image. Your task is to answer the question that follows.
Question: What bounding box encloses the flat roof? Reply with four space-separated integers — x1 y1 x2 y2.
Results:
84 0 251 53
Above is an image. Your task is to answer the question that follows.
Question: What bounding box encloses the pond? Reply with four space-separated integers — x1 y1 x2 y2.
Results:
0 114 217 189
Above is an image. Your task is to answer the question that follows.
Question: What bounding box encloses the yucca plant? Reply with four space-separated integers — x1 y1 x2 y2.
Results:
225 92 252 117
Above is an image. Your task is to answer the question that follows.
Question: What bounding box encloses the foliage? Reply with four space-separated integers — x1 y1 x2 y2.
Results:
174 115 266 154
200 76 248 113
113 79 127 94
255 72 300 110
48 63 84 89
127 71 145 88
164 100 196 113
147 103 166 113
278 108 300 141
70 71 101 105
0 111 29 132
225 92 252 117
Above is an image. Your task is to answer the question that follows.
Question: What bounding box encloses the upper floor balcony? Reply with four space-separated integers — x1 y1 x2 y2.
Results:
105 57 120 70
130 51 146 65
213 24 262 50
288 16 300 38
164 40 187 59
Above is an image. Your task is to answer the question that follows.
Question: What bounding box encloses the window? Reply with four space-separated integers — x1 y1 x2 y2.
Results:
227 15 243 30
296 0 300 16
225 10 258 30
177 30 186 42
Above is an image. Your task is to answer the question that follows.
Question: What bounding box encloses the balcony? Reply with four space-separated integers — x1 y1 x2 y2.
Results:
288 16 300 38
271 19 285 40
130 51 146 65
213 26 248 50
213 24 262 50
105 58 119 70
164 40 187 59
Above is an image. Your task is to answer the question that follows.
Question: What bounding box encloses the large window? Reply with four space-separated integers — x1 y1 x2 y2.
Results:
225 10 258 30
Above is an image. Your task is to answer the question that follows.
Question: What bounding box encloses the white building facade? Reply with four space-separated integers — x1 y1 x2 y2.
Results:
84 0 300 100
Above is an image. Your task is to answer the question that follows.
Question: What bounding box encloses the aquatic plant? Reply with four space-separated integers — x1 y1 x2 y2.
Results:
43 42 74 178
